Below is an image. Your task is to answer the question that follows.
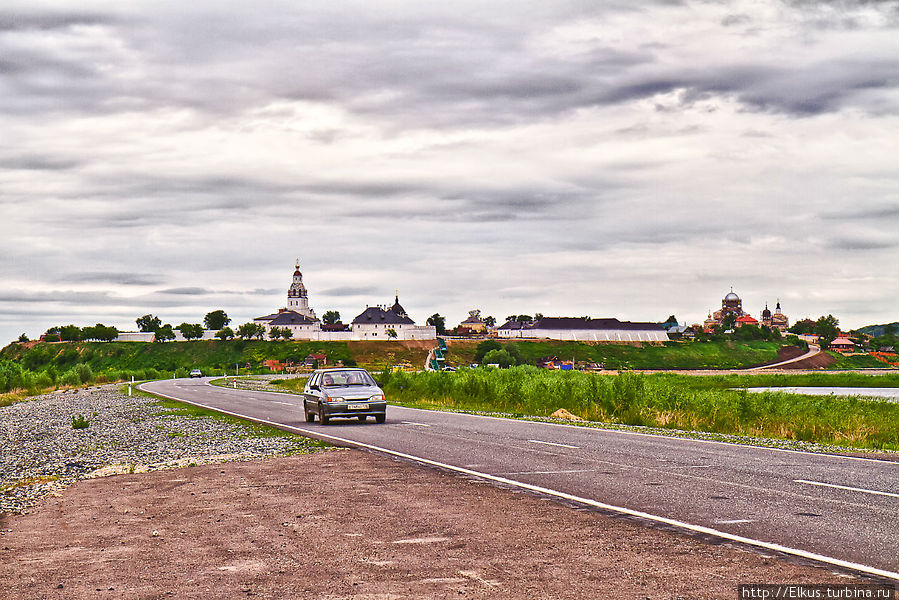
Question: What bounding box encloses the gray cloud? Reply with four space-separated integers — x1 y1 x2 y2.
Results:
157 287 210 295
319 286 380 297
1 0 898 344
60 272 164 286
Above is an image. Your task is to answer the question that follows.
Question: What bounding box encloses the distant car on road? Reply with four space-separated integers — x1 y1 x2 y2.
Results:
303 368 386 424
189 369 203 378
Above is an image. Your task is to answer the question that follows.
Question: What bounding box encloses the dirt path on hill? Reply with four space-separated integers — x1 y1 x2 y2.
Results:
0 450 874 599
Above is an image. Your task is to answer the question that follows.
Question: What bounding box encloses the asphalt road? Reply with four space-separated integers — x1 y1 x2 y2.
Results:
141 377 899 580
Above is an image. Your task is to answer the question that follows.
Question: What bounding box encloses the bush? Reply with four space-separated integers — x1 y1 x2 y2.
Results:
71 414 90 429
0 360 26 393
481 349 516 368
60 369 82 387
75 363 94 384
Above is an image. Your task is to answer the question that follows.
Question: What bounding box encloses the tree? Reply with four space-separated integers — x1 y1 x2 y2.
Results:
269 326 292 340
83 323 118 342
237 322 265 340
59 324 83 342
815 314 840 347
154 325 175 342
322 310 341 325
136 314 162 332
474 339 503 363
386 328 398 340
204 310 230 331
215 327 234 340
177 323 204 340
534 313 543 321
788 319 816 335
17 333 28 343
484 315 496 327
427 313 446 335
481 349 515 368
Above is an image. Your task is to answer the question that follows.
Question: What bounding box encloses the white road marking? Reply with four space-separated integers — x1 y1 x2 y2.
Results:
794 479 899 499
665 465 712 469
528 439 579 449
391 405 899 465
272 401 294 406
141 382 899 582
715 519 755 525
499 469 594 476
401 421 431 427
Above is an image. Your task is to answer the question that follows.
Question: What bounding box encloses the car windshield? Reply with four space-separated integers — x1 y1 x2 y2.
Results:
320 370 376 387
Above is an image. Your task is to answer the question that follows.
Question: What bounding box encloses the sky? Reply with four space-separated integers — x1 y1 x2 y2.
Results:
2 0 898 344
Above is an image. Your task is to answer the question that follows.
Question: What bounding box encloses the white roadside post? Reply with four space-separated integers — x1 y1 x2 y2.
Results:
129 375 133 396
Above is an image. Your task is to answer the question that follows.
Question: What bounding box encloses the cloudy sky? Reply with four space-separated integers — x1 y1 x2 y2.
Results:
2 0 898 343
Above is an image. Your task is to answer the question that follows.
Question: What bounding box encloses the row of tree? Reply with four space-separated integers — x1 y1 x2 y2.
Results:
40 323 120 343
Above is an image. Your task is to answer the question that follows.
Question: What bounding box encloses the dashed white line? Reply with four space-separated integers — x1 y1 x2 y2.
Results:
272 401 294 406
401 421 431 427
794 480 899 499
665 465 712 469
528 439 579 449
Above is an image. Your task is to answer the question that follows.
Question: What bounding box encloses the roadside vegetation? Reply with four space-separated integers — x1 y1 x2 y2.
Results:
373 368 899 451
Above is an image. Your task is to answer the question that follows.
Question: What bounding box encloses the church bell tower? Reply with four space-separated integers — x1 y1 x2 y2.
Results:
287 260 317 320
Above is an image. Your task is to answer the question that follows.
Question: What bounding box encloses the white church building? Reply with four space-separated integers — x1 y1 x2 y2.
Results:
253 261 436 341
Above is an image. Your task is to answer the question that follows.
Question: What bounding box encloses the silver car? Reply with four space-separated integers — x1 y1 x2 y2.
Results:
303 368 387 424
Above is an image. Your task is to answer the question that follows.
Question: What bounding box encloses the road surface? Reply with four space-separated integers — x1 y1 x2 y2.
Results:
141 377 899 580
744 344 821 370
746 387 899 401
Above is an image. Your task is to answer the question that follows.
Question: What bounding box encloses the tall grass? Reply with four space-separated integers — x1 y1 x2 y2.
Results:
376 367 899 451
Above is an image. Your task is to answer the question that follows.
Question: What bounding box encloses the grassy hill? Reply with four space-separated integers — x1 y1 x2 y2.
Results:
1 337 790 377
857 322 899 337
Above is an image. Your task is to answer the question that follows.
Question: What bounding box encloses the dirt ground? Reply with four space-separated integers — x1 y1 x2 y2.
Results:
0 449 873 599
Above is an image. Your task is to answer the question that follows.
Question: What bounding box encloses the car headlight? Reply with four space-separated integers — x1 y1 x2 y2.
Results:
369 394 384 402
327 396 344 403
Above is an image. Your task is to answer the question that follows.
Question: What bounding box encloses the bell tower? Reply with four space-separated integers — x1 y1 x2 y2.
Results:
287 260 317 320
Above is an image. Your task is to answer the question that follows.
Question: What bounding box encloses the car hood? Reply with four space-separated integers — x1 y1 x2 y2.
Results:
322 385 383 398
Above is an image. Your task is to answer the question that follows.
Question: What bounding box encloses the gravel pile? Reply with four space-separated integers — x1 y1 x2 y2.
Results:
0 384 326 515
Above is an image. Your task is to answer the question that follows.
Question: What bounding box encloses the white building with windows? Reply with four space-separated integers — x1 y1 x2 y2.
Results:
496 317 668 342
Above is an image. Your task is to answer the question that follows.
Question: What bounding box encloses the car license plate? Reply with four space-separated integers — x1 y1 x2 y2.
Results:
348 403 369 410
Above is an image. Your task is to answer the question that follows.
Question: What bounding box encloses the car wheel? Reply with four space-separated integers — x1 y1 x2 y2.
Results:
319 405 329 425
304 401 314 423
375 414 386 424
357 415 367 423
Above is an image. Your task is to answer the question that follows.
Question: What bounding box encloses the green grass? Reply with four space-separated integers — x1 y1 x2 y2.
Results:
373 368 899 451
825 352 890 369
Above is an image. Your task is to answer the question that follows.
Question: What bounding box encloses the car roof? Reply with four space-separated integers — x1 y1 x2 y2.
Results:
314 367 368 373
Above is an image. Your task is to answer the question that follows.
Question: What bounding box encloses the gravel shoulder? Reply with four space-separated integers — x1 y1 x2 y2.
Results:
0 385 882 598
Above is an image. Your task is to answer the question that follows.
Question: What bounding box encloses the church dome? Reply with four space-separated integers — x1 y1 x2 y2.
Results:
724 292 740 301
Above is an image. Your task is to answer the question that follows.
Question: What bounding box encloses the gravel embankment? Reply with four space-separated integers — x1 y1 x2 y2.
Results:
0 384 327 515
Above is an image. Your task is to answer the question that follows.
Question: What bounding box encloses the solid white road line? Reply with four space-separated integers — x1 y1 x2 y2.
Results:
140 381 899 582
794 479 899 499
528 439 579 449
